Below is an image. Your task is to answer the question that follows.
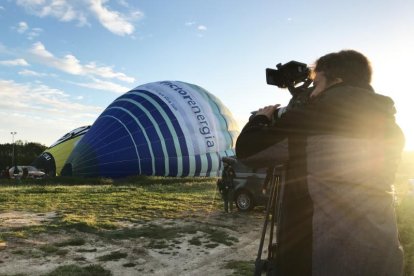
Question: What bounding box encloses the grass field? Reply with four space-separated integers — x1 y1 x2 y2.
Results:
0 176 227 246
0 152 413 275
0 176 221 226
0 176 258 275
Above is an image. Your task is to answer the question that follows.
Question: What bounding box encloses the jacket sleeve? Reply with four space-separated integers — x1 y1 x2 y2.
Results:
235 84 364 163
235 98 322 161
235 114 286 160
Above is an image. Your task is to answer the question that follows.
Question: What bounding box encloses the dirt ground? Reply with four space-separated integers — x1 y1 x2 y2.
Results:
0 210 267 276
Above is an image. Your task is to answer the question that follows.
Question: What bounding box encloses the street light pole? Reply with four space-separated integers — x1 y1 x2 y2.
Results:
11 131 17 167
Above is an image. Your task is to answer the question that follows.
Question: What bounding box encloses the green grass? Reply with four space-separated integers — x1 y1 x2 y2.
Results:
0 176 225 271
0 177 221 233
223 260 255 276
44 264 112 276
104 223 195 240
97 251 128 261
38 245 69 256
203 226 239 246
54 237 86 247
39 245 60 254
189 236 202 246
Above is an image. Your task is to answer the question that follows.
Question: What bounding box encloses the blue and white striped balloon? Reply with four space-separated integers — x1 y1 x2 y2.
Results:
62 81 239 178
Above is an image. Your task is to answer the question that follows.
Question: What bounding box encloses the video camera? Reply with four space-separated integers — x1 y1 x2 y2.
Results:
266 61 311 91
255 61 313 120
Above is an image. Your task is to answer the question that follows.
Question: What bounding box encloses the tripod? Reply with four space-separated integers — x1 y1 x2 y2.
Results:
254 164 286 276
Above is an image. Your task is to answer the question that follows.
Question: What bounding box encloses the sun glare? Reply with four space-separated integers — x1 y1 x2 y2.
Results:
370 49 414 151
397 116 413 151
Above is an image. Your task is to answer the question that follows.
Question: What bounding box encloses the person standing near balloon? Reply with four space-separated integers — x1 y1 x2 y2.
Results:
218 161 235 213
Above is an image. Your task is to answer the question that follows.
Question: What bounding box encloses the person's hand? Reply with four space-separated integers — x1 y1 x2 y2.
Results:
254 104 280 120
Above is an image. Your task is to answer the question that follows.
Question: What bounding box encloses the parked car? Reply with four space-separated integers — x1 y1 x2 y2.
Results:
8 166 46 179
219 156 269 211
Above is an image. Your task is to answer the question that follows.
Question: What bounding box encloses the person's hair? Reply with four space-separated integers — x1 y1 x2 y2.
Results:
314 50 372 87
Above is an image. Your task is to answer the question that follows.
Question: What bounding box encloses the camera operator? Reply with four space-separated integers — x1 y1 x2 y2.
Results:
236 50 404 276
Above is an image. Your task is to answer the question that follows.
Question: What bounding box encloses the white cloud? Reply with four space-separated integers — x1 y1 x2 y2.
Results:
18 69 49 77
0 59 30 66
27 27 43 40
30 42 55 59
89 0 135 36
0 79 103 145
84 62 135 83
75 78 130 94
30 42 83 74
16 0 88 25
185 21 208 36
197 25 207 31
0 79 101 115
17 21 29 33
29 41 135 83
16 0 143 36
14 21 43 40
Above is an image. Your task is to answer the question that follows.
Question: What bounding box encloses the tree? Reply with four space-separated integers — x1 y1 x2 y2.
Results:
0 142 47 170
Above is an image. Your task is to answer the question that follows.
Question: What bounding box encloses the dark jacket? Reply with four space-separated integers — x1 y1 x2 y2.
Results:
236 83 404 276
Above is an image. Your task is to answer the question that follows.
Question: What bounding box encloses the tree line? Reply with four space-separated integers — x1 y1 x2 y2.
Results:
0 141 47 170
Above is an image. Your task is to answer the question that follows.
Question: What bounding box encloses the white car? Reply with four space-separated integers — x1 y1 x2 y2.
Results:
8 166 46 179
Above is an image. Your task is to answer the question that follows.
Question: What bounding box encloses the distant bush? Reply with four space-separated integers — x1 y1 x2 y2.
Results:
0 176 113 186
0 175 216 186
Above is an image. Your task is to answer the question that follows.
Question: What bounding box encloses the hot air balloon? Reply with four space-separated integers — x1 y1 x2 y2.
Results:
32 126 90 176
61 81 239 178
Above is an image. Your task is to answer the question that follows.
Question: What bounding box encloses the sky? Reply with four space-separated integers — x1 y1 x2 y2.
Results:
0 0 413 150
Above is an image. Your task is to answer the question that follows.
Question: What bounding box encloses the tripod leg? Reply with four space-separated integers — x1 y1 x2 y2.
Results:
268 166 286 275
254 168 279 276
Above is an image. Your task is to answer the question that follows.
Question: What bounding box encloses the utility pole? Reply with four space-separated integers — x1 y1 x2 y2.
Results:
11 131 17 167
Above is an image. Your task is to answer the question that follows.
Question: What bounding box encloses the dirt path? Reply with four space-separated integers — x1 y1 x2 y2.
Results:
151 214 264 276
0 211 266 276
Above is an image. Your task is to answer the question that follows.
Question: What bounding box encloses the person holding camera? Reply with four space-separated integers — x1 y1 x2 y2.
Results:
236 50 404 275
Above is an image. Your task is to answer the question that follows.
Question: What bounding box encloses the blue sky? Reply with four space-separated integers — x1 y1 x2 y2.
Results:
1 0 413 149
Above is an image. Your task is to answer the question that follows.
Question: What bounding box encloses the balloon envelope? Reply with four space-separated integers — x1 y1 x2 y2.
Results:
62 81 239 178
31 126 90 176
